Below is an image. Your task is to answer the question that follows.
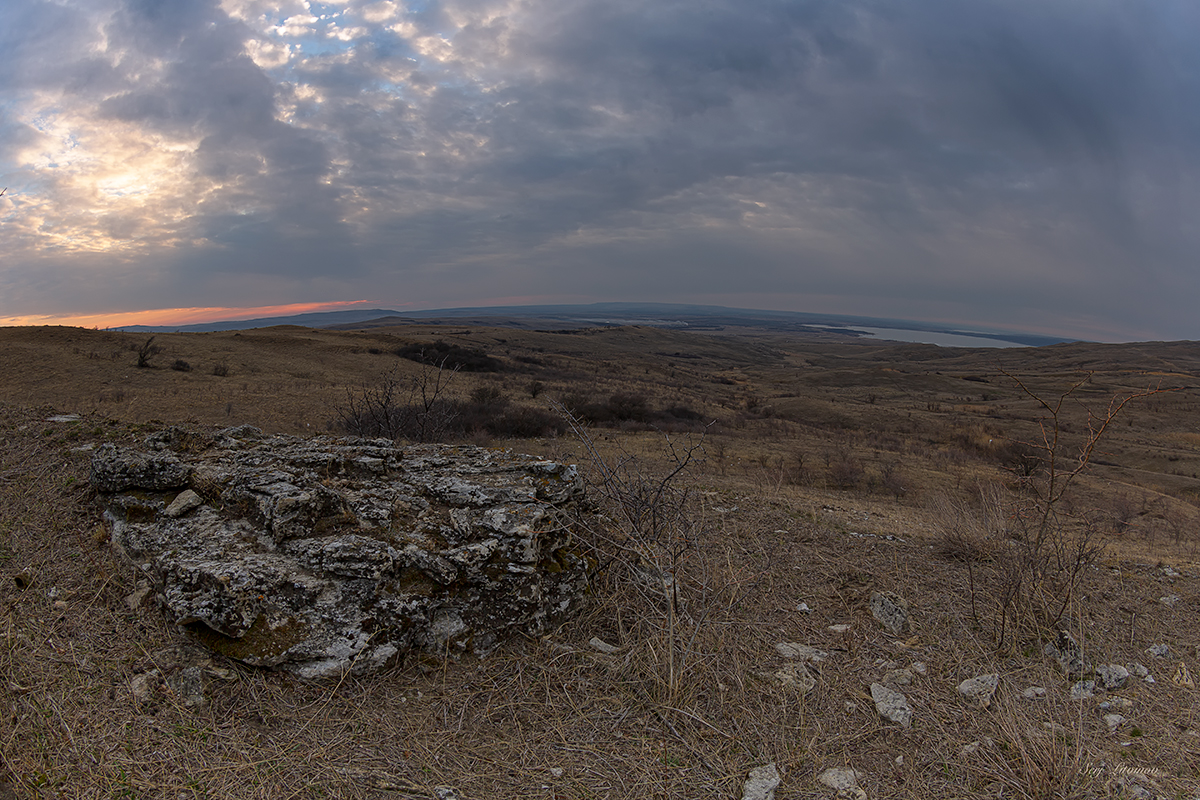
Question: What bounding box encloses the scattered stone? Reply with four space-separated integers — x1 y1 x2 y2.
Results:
1096 664 1130 690
1103 713 1126 732
92 432 594 678
882 669 913 688
870 682 912 728
129 670 162 704
775 643 828 662
762 663 816 693
1148 644 1170 658
957 674 999 709
1161 566 1182 579
868 592 909 636
46 414 81 423
588 637 622 655
1129 663 1155 683
741 763 782 800
433 788 460 800
548 767 564 778
910 662 927 675
1069 680 1097 701
166 666 209 709
125 582 153 612
828 624 852 634
1046 630 1088 677
1022 686 1047 699
958 739 993 756
818 767 867 800
1099 697 1133 710
1160 594 1181 607
797 602 813 614
164 489 203 518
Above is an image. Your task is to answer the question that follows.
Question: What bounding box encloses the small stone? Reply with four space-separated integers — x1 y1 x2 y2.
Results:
870 682 912 728
549 767 564 778
775 642 828 662
868 591 909 636
164 489 203 518
1160 594 1181 607
1148 644 1170 658
828 624 852 634
882 669 913 687
741 763 781 800
818 767 867 800
1103 713 1126 732
797 602 813 613
957 674 999 709
1022 686 1047 699
765 663 816 693
1069 680 1096 701
910 662 927 675
1129 663 1150 678
434 788 460 800
130 670 161 704
52 600 68 611
1096 664 1130 690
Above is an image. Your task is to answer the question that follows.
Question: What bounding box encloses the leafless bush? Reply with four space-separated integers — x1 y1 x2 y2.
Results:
136 336 160 368
555 402 713 700
987 372 1163 647
337 362 460 442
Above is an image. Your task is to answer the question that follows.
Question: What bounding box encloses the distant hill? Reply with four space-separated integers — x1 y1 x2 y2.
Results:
115 302 1071 347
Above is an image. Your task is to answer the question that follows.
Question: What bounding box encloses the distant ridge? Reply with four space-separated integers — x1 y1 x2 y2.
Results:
114 302 1072 347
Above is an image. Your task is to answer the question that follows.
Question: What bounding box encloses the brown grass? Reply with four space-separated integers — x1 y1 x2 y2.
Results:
3 325 1200 797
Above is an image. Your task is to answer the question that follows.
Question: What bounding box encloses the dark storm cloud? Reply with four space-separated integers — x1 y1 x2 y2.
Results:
1 0 1198 338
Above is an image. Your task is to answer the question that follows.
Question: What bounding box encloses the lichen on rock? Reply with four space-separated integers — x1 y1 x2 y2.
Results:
93 427 594 679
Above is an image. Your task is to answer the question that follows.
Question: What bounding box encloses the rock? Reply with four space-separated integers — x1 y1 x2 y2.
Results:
92 431 594 678
129 670 162 704
164 489 203 518
760 663 816 693
828 624 852 634
1103 713 1126 732
741 763 782 800
910 662 927 675
90 443 190 492
1022 686 1047 699
433 788 460 800
870 682 912 728
1096 664 1130 690
775 643 828 662
882 669 913 687
1069 680 1096 701
868 592 908 636
957 674 999 709
818 767 867 800
1148 644 1170 658
1045 630 1088 677
796 602 813 613
1160 594 1181 607
1129 663 1155 683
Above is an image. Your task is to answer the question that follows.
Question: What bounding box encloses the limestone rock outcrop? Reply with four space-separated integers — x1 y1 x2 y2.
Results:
92 427 594 679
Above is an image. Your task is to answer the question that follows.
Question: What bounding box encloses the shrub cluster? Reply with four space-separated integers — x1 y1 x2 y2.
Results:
395 340 501 372
560 392 707 430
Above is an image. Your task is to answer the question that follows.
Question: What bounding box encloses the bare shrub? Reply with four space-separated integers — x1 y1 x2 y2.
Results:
211 362 230 377
170 359 192 372
555 402 712 701
136 336 160 368
337 363 460 442
826 454 864 490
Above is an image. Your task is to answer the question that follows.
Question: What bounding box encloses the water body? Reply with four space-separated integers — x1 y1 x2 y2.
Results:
822 326 1029 348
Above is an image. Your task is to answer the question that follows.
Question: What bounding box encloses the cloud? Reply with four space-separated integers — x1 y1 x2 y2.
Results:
1 0 1198 339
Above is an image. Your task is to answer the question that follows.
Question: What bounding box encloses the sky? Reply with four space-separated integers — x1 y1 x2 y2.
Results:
1 0 1198 341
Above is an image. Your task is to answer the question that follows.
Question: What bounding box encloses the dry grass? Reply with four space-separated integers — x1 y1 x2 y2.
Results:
3 325 1200 798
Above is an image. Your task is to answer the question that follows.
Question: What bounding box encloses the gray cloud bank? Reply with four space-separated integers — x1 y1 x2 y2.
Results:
1 0 1198 340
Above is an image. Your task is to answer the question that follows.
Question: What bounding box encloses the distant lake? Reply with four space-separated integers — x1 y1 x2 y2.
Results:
823 326 1028 348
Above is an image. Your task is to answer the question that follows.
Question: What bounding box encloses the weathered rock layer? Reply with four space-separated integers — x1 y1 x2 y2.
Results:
92 426 593 678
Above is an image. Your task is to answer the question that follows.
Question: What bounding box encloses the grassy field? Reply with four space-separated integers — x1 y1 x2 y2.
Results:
2 323 1200 798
